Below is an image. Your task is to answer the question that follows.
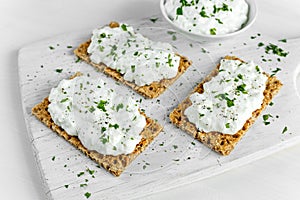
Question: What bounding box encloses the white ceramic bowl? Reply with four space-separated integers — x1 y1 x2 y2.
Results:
160 0 257 43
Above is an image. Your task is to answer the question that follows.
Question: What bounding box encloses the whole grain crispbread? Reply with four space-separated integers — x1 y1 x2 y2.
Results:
169 56 283 155
32 73 163 176
74 22 192 99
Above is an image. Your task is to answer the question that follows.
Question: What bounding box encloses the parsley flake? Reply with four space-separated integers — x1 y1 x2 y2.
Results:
265 43 289 57
282 126 288 134
150 17 159 23
225 123 230 128
55 68 63 73
199 6 209 18
210 28 217 35
84 192 91 199
97 100 107 112
278 39 287 43
60 98 69 103
116 103 124 112
77 172 85 177
176 7 183 15
121 24 127 31
109 123 119 129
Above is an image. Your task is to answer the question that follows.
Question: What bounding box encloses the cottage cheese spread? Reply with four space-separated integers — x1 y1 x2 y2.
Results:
165 0 249 35
87 23 181 86
184 59 267 134
48 75 146 156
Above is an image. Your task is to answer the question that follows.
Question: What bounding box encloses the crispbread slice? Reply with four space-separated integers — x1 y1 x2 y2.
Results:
32 73 163 176
74 22 192 99
170 56 283 155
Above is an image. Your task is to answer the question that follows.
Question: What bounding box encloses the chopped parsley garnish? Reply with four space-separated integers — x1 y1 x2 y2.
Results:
86 168 95 175
97 100 107 112
100 33 106 38
55 68 63 73
167 54 174 67
255 66 261 73
199 6 209 18
84 192 91 199
215 18 223 24
258 42 264 47
167 31 176 35
262 114 272 125
176 7 183 15
236 83 248 95
101 127 106 133
51 156 56 161
278 39 287 43
215 93 235 107
109 123 119 129
99 46 105 52
213 3 230 14
121 24 127 31
89 106 95 113
225 123 230 128
60 98 69 103
271 68 281 76
265 43 289 57
282 126 288 134
131 65 136 73
75 57 81 63
155 62 160 68
116 103 124 112
80 184 87 187
150 17 159 23
173 145 178 149
113 146 117 151
100 136 109 144
210 28 217 35
263 114 271 121
199 113 205 118
49 46 55 50
67 45 73 48
77 172 85 177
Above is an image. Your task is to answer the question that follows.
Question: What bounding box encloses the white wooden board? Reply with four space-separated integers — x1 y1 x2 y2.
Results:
18 16 300 200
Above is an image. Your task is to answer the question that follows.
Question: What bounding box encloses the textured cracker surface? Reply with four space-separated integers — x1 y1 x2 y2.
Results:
170 56 283 156
31 74 163 176
74 22 192 99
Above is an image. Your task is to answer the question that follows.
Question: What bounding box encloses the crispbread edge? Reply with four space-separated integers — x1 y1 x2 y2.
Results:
74 22 192 99
32 73 163 176
170 56 283 155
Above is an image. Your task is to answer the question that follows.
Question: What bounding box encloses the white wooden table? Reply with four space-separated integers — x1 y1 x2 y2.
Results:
1 0 300 199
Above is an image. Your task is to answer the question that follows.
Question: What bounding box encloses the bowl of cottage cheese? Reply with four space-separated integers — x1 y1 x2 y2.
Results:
160 0 257 42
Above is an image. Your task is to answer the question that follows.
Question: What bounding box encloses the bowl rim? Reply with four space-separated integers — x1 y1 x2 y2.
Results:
160 0 258 39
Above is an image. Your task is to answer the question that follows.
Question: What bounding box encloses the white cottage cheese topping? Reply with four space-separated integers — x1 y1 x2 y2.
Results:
87 23 181 86
184 59 267 134
165 0 249 35
48 75 146 156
